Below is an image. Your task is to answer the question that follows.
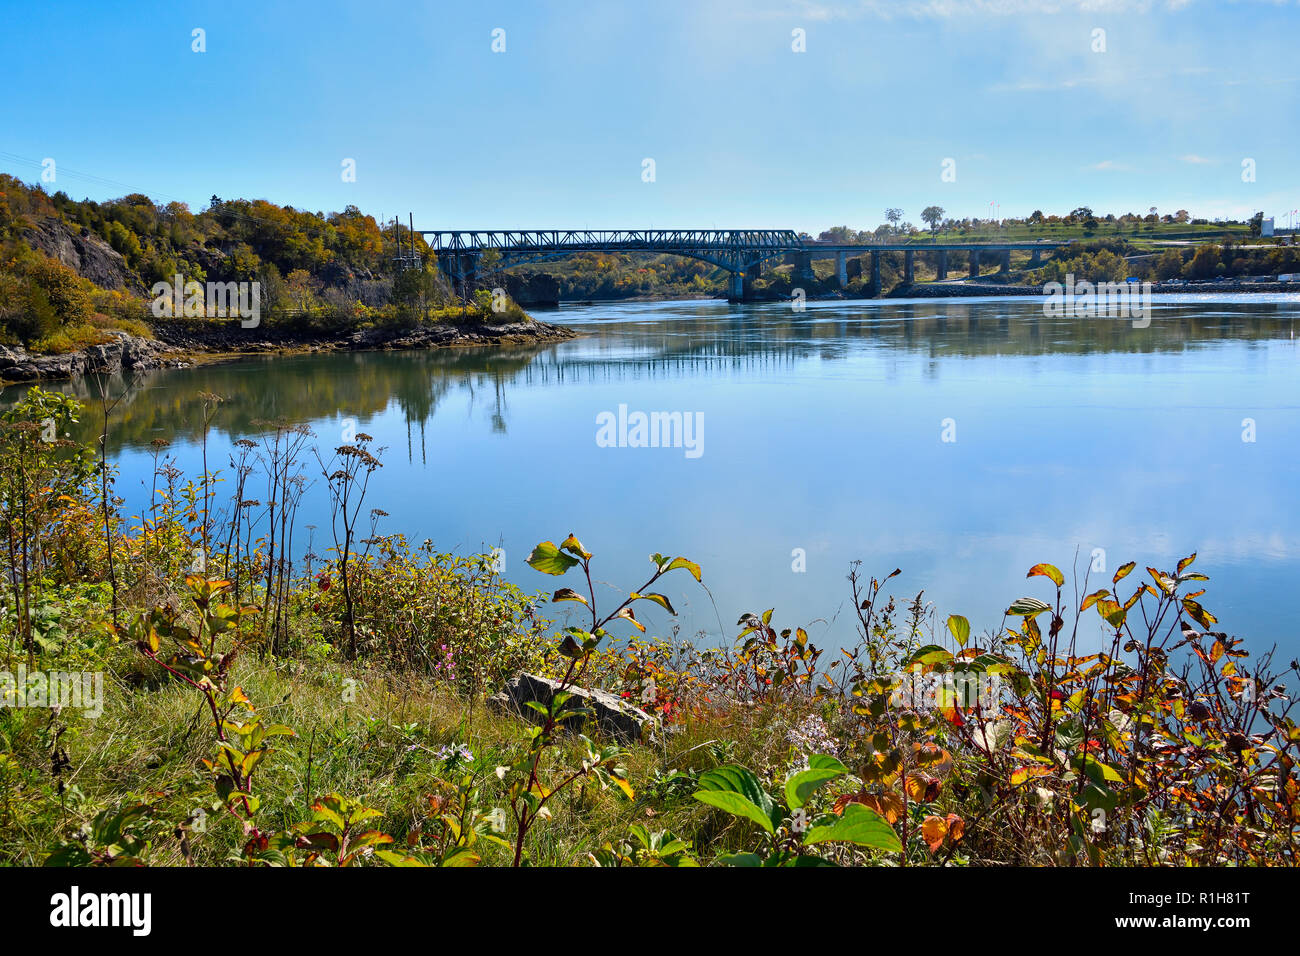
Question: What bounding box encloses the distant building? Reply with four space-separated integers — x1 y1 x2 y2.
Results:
1262 217 1275 237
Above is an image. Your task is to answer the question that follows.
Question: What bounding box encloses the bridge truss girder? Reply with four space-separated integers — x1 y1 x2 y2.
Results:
425 229 805 280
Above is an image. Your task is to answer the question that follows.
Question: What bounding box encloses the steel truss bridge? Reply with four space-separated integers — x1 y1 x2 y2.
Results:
413 228 1071 299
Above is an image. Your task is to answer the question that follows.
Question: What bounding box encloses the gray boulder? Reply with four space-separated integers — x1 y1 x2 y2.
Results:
488 672 654 744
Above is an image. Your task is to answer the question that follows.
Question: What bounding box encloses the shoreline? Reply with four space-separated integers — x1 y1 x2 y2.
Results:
5 280 1295 385
0 318 579 386
760 278 1300 302
558 279 1299 306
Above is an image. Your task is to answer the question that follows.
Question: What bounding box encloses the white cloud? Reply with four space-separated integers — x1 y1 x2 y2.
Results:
785 0 1204 19
1180 154 1216 164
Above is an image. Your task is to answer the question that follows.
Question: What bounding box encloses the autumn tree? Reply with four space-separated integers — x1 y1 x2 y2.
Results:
1184 244 1223 279
1153 249 1185 280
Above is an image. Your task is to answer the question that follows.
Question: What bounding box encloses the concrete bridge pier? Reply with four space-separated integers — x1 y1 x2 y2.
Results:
726 261 763 301
904 250 915 285
936 250 948 281
968 250 980 278
835 251 849 288
794 251 816 285
869 251 882 296
1000 250 1011 274
1030 248 1042 267
728 271 745 301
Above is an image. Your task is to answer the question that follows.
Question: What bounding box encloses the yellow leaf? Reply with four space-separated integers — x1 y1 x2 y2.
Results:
946 813 965 842
921 814 948 852
1027 563 1064 587
616 606 646 633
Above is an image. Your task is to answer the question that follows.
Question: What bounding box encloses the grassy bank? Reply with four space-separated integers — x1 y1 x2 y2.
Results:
1 386 1297 867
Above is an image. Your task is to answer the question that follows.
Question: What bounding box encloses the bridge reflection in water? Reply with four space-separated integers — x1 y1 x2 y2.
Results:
26 296 1299 461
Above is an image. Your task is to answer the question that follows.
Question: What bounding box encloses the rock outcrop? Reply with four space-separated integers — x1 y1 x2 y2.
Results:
21 218 142 294
2 320 578 384
148 318 574 354
0 330 175 383
501 273 561 308
488 672 654 744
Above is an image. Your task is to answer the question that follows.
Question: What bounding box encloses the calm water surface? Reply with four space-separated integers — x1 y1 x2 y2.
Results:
13 295 1300 657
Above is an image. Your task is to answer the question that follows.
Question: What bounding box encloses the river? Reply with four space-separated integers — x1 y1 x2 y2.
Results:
12 294 1300 658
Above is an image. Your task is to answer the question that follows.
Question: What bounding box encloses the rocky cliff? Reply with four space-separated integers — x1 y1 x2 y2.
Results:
21 218 143 294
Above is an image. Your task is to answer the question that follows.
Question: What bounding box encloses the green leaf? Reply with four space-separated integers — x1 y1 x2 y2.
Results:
309 800 345 831
375 849 437 867
1082 754 1124 785
694 791 776 834
350 830 393 850
694 765 777 833
784 755 847 810
629 591 676 615
527 541 579 576
1081 782 1118 815
1182 597 1216 630
560 534 592 560
664 557 701 583
1007 597 1051 618
803 804 902 852
946 614 970 648
1095 598 1127 628
907 644 954 667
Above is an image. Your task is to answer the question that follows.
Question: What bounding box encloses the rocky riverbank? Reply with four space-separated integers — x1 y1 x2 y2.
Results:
728 278 1300 302
0 318 578 385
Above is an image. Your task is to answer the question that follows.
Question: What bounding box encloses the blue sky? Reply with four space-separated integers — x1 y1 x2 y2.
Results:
2 0 1297 233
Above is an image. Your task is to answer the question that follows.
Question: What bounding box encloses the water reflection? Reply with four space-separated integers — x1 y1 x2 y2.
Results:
32 296 1299 456
6 294 1299 654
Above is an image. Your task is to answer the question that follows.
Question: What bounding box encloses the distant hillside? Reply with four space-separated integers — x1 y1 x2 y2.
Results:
0 175 470 354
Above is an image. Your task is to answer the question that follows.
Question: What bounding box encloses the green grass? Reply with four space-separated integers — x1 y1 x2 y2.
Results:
0 641 792 866
917 222 1251 244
